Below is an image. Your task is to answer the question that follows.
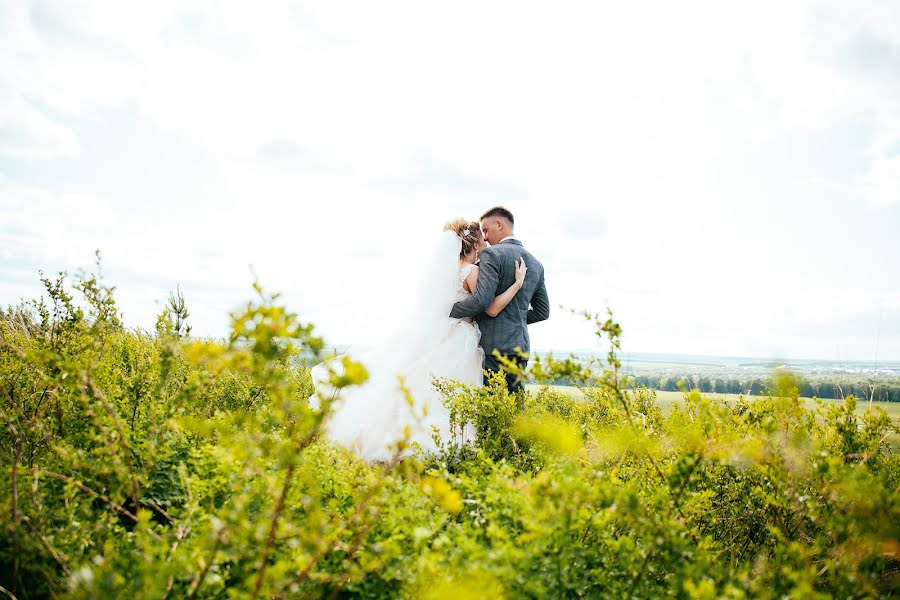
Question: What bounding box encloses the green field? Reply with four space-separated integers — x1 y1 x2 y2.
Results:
6 269 899 598
527 384 900 419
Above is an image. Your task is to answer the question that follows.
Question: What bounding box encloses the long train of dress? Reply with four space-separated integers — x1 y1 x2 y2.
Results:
310 263 483 461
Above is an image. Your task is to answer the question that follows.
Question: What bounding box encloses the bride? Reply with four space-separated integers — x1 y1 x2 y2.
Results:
310 218 527 461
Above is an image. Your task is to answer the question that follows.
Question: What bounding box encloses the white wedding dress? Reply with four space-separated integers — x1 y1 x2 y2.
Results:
310 232 483 461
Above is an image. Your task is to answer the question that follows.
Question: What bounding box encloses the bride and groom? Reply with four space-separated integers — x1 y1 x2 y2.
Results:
312 206 550 460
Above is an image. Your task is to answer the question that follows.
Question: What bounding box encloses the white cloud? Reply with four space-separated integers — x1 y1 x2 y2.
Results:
0 90 79 159
1 0 899 360
861 154 900 207
0 0 146 159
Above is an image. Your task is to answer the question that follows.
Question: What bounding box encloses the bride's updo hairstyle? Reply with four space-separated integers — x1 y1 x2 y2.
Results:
444 218 482 258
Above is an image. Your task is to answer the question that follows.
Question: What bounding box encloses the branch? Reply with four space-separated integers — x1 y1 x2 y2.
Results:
85 379 142 513
250 411 328 599
30 469 161 541
188 528 225 599
250 462 296 600
19 514 71 577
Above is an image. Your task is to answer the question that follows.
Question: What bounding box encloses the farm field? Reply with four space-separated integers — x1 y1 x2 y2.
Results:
527 384 900 419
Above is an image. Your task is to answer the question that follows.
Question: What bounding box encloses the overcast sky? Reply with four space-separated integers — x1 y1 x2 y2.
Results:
2 0 899 361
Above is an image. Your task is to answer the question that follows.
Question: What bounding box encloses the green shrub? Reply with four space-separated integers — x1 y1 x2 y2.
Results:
1 267 897 598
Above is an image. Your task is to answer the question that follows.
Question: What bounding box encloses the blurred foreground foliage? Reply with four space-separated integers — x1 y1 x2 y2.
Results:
1 267 898 599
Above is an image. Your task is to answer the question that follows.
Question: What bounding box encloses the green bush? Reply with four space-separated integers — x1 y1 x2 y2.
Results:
1 267 897 598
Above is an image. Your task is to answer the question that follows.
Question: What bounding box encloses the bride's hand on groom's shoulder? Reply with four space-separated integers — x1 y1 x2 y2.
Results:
514 258 527 290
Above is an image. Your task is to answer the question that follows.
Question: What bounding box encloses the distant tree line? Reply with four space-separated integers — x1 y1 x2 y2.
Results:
531 369 899 402
628 374 900 402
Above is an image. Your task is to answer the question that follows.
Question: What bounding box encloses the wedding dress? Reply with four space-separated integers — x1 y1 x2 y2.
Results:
310 231 483 461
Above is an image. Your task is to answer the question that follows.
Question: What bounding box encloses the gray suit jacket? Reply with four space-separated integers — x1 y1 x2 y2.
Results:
449 238 549 357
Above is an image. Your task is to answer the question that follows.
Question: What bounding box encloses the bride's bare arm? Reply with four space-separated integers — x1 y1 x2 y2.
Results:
464 265 479 294
484 258 527 317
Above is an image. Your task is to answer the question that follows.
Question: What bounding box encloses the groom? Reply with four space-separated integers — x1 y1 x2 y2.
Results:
450 206 550 395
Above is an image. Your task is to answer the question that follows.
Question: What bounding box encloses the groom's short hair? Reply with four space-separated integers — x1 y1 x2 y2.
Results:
480 206 514 225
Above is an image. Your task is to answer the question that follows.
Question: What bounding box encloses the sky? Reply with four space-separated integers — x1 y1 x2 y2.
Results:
1 0 899 362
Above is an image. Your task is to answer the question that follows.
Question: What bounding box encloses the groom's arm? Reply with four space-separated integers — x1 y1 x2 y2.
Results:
527 271 549 324
450 249 501 318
